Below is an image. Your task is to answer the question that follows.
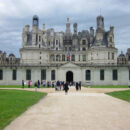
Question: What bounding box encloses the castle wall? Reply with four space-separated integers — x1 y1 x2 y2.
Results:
0 65 129 85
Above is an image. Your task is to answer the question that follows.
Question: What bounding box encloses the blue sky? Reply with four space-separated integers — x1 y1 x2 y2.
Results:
0 0 130 57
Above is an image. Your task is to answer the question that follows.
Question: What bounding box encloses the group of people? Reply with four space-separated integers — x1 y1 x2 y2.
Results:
21 80 81 94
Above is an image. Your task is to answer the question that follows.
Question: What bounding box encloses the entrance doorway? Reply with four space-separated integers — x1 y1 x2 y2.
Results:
66 71 73 83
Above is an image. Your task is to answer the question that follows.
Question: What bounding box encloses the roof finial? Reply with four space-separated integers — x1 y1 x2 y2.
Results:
100 8 101 16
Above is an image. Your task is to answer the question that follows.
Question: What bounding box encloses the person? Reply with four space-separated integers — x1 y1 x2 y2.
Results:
64 82 69 95
79 81 81 90
54 81 56 89
22 80 24 88
47 81 49 87
34 81 38 91
37 80 40 88
43 81 46 88
41 80 43 87
52 82 54 88
56 80 60 90
76 82 79 91
28 80 31 88
128 80 130 88
30 80 32 88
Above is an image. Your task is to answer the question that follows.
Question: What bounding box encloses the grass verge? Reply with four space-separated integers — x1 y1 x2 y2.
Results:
106 90 130 102
85 85 128 88
0 89 47 130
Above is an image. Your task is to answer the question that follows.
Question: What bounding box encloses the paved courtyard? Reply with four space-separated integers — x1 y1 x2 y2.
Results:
4 87 130 130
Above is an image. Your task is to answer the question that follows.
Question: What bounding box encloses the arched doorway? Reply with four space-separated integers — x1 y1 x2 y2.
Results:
66 71 73 83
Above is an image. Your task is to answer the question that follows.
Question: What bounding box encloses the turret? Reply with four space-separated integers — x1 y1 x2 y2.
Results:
32 15 39 32
90 27 94 37
97 15 104 29
73 23 77 35
24 25 30 32
66 18 71 34
43 24 46 31
110 26 114 34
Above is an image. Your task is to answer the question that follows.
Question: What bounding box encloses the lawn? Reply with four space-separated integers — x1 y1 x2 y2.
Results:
0 89 47 130
85 85 129 88
106 90 130 102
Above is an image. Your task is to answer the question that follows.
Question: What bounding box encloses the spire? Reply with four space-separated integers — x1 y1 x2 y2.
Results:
66 18 71 34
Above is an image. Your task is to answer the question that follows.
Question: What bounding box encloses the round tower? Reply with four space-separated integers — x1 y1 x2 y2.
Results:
97 15 104 29
33 15 39 27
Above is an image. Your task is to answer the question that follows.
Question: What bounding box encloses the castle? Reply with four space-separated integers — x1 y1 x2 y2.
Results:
0 15 130 85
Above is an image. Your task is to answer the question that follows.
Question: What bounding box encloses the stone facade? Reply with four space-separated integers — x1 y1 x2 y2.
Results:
0 15 130 85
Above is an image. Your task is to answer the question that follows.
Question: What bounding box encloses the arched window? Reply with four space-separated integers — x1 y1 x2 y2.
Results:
62 55 65 61
86 70 91 80
51 70 55 80
71 55 75 61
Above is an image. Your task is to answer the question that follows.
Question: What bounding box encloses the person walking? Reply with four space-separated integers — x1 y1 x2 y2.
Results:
79 81 81 90
76 82 79 91
43 81 46 88
56 80 60 90
37 80 40 88
64 82 69 95
22 80 24 89
34 81 38 91
28 80 31 88
128 80 130 88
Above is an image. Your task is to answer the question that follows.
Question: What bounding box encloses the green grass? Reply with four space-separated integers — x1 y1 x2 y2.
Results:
0 85 53 88
85 85 128 88
106 90 130 102
0 89 47 130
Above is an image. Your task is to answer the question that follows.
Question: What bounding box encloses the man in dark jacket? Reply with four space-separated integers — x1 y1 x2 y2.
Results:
79 81 81 90
64 82 69 95
76 82 79 91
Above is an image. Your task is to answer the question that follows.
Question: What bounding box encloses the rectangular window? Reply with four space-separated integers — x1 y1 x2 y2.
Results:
39 36 41 42
108 52 110 60
12 70 17 80
100 70 104 80
26 70 31 80
112 53 114 60
113 70 118 80
0 70 3 80
41 70 46 80
51 70 55 80
79 55 80 61
129 70 130 80
82 55 86 61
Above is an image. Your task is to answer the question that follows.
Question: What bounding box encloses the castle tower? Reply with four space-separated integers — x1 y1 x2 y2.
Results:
32 15 39 46
73 23 77 35
97 15 104 29
66 18 71 34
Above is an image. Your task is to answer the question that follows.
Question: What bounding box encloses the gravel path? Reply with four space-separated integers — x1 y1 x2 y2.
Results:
4 88 130 130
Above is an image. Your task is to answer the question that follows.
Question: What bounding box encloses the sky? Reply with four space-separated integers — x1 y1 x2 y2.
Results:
0 0 130 57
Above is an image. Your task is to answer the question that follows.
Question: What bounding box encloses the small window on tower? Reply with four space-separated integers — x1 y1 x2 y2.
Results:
39 36 41 42
82 48 86 51
56 40 58 45
110 37 112 43
82 40 86 45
